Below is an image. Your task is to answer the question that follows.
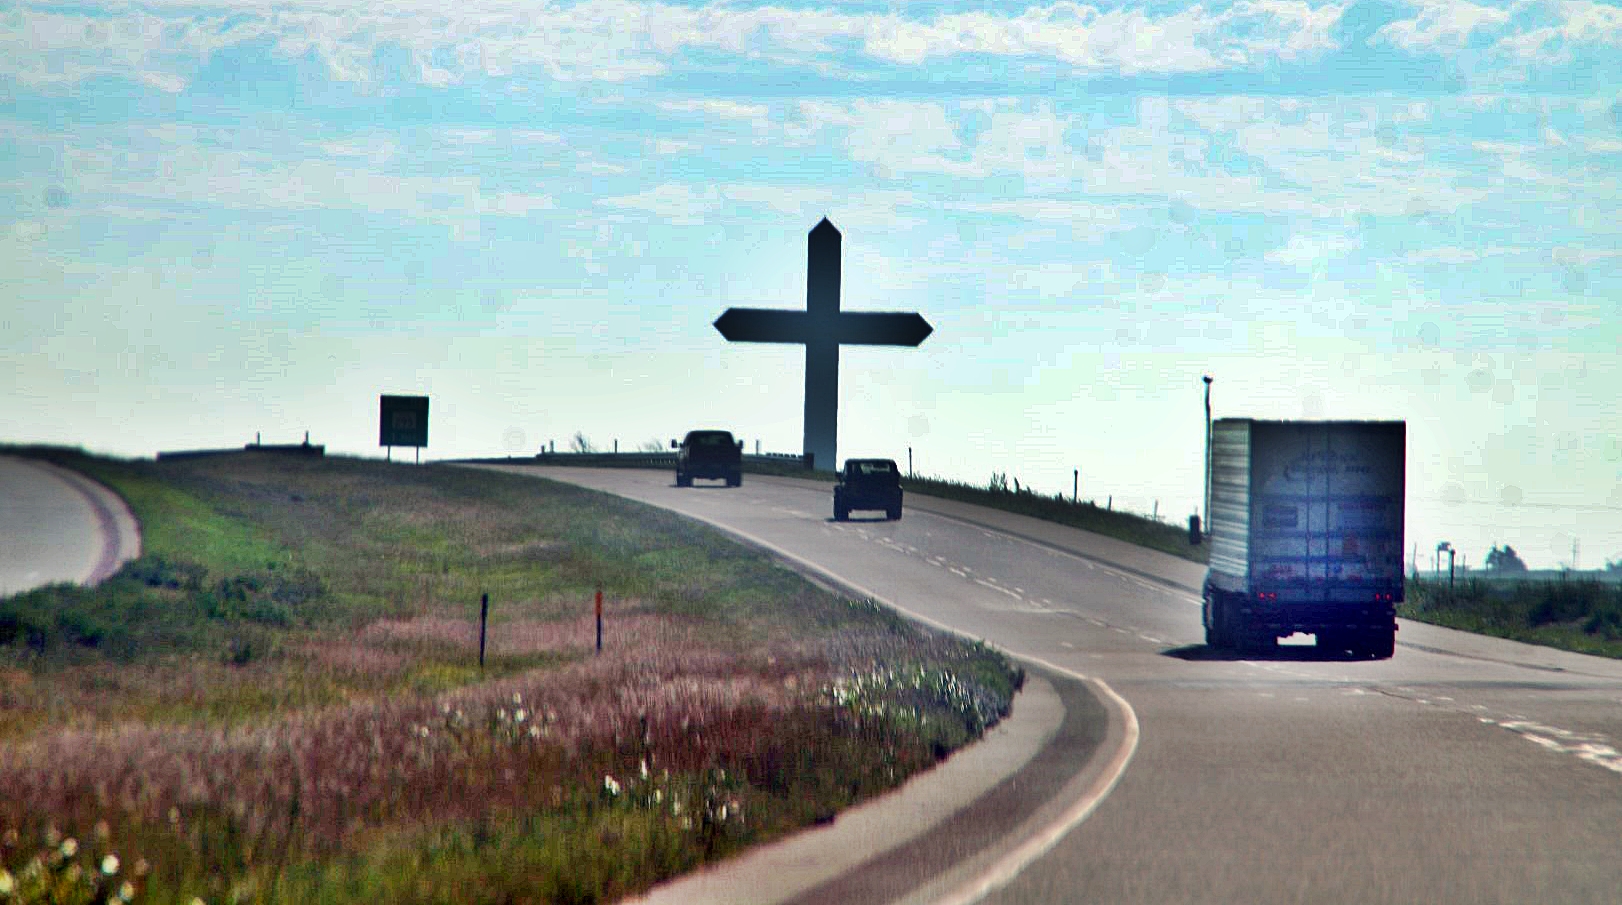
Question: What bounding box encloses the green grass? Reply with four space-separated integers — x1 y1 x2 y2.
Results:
0 445 1022 904
1401 576 1622 658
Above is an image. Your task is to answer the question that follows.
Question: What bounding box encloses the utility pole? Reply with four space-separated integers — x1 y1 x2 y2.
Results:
1203 375 1214 523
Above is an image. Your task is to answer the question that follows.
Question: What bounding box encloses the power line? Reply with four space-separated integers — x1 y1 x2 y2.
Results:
1425 496 1622 512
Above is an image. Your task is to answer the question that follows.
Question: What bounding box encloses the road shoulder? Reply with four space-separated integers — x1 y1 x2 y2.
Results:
626 664 1119 905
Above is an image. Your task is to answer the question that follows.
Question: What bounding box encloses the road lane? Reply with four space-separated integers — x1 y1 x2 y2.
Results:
470 465 1622 904
0 455 141 595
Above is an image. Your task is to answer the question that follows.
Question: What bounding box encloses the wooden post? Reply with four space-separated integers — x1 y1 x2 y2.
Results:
1073 469 1078 504
595 587 603 654
479 593 489 669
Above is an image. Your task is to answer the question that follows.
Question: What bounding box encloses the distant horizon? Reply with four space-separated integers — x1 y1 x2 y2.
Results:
6 0 1619 572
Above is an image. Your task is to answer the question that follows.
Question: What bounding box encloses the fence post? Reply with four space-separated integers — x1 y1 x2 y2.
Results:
479 593 489 669
595 587 603 654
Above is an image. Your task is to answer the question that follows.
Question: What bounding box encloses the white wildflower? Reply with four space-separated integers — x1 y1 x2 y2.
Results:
527 724 541 739
639 757 649 780
101 854 120 875
117 880 136 901
60 837 78 858
0 870 13 894
512 691 523 706
514 709 527 723
603 774 621 796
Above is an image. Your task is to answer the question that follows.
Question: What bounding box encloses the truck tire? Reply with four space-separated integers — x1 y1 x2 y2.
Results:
1205 593 1232 650
887 506 901 520
1317 631 1351 657
1361 628 1396 659
676 471 691 488
834 503 849 521
727 471 741 487
1238 631 1277 655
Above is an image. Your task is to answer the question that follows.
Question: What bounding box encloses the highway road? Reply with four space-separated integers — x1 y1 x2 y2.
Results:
474 465 1622 905
0 455 141 596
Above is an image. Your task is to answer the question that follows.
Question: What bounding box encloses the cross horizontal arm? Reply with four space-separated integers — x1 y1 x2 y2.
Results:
713 308 809 344
834 312 934 347
715 308 934 347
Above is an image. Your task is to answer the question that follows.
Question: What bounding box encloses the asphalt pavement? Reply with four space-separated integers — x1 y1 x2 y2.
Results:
476 465 1622 905
0 454 141 595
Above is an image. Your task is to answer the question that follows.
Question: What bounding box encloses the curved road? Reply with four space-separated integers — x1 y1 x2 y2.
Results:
475 466 1622 905
0 455 141 595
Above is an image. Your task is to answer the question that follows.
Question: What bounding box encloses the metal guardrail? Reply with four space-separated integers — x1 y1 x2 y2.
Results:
531 451 816 469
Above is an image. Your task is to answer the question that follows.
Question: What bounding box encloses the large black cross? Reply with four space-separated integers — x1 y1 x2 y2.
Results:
714 218 932 471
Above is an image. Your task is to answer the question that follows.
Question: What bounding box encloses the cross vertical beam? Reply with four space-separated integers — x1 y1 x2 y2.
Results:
804 221 840 471
713 218 932 472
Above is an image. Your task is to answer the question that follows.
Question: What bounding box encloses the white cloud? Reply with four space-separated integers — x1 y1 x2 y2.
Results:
0 0 1357 93
478 192 555 217
10 220 47 242
862 1 1345 73
599 183 724 224
799 99 979 177
1266 231 1361 265
658 99 770 120
1374 0 1512 51
1491 0 1622 63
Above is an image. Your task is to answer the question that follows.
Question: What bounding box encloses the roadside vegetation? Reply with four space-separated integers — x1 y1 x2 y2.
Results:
0 446 1021 904
1401 576 1622 659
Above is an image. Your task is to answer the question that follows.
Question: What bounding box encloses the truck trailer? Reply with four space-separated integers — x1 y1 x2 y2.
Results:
1202 419 1405 658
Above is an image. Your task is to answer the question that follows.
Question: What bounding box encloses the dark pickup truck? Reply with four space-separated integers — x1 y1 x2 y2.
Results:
671 430 743 487
834 458 903 521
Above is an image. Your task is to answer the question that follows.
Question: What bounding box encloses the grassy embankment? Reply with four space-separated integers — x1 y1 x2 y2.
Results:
0 447 1021 905
1401 575 1622 658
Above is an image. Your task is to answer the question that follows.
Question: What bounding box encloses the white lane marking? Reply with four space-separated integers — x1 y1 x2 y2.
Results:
936 659 1139 905
974 578 1024 601
1491 725 1622 776
949 568 969 578
559 499 1142 905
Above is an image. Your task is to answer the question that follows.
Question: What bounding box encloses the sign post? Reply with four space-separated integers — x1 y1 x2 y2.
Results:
379 395 430 464
714 219 932 471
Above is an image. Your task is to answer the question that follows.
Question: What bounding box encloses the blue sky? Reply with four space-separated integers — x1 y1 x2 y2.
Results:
4 0 1620 569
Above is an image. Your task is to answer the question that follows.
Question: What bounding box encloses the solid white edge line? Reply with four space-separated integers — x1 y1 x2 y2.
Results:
628 509 1143 905
467 466 1145 902
928 657 1140 905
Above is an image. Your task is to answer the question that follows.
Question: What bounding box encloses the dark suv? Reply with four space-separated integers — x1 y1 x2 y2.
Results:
671 430 743 487
834 458 902 520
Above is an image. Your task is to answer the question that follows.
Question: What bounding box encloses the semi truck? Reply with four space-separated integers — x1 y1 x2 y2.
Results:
1199 419 1405 659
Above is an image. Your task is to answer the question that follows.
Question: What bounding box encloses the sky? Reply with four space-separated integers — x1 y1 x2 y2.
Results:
4 0 1620 570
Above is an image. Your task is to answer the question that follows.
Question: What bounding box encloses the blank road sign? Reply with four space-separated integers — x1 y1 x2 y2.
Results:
379 395 429 447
